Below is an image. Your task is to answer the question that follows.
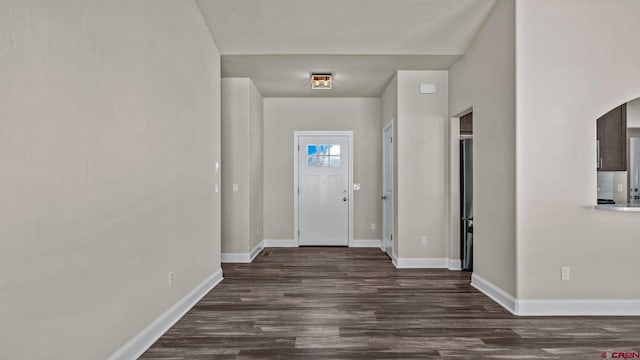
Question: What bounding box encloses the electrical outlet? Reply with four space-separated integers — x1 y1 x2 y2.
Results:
421 236 427 246
353 183 361 191
233 183 239 192
561 266 570 281
168 271 175 287
371 223 376 231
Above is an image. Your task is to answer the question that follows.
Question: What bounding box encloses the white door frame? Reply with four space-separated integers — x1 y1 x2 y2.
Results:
294 131 354 246
382 121 394 258
448 108 472 271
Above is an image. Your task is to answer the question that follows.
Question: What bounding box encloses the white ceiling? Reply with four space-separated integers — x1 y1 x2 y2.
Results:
222 55 460 97
196 0 497 97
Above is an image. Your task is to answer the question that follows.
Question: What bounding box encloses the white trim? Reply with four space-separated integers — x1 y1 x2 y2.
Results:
472 274 640 316
516 299 640 316
108 270 223 360
349 239 381 248
221 253 250 263
294 131 354 247
263 239 298 247
392 257 449 269
471 273 517 315
448 259 462 270
250 240 264 261
221 241 265 263
391 252 398 267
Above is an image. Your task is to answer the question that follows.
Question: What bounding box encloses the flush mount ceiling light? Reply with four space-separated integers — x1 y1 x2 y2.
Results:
311 73 332 90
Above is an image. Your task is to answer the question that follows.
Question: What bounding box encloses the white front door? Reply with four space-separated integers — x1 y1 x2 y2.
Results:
297 134 350 246
382 123 394 257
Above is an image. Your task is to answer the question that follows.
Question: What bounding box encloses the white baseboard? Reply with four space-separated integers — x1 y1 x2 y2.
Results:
263 239 298 247
471 273 517 315
250 240 264 261
109 269 223 360
391 253 398 267
349 239 381 248
221 252 250 263
222 241 265 263
393 257 449 269
448 259 462 270
516 299 640 316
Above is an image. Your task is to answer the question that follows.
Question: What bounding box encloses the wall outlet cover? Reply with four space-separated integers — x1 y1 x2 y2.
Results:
353 183 361 191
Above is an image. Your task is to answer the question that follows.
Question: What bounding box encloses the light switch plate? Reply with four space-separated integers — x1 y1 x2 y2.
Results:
353 183 361 191
233 184 239 192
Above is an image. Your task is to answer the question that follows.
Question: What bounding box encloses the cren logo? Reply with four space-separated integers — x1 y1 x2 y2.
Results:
601 352 640 359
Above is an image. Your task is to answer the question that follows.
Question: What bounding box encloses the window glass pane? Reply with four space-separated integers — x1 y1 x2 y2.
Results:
319 144 330 155
307 144 317 156
318 156 330 167
330 156 341 167
329 144 340 155
307 156 317 167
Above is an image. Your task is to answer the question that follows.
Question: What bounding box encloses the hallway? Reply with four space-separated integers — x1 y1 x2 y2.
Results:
142 248 640 359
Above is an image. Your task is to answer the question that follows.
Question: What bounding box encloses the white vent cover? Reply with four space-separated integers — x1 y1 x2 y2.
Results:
419 83 437 94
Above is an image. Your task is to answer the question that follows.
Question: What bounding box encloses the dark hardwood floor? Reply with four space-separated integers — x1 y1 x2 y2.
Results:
142 247 640 359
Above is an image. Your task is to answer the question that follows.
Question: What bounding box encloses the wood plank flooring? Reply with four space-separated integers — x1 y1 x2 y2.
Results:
142 247 640 359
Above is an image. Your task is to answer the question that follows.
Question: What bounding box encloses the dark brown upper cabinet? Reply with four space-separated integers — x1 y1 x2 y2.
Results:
460 112 473 136
597 104 627 171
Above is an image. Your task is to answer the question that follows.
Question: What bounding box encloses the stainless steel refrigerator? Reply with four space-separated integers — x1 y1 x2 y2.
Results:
460 139 473 271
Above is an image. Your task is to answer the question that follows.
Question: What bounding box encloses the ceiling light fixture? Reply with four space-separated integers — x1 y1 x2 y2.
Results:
311 73 332 90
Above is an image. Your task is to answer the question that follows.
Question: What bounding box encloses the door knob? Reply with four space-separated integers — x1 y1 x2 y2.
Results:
381 195 387 200
343 197 347 202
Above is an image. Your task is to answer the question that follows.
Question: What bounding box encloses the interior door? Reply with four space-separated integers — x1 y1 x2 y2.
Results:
298 135 350 246
382 124 393 257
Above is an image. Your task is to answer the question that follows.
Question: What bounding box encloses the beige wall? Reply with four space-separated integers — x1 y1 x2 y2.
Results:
395 71 449 259
516 0 640 299
263 98 381 242
222 79 250 253
381 75 398 256
449 0 516 295
628 98 640 128
221 78 263 254
0 1 221 359
249 82 264 250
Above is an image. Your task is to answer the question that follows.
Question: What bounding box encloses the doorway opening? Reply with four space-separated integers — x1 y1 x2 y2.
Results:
382 122 394 259
293 131 353 246
459 112 473 271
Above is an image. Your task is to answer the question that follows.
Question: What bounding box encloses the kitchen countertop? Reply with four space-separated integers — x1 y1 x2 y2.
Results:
594 203 640 212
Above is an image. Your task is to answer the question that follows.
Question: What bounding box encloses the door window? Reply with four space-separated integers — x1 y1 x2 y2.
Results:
307 144 341 167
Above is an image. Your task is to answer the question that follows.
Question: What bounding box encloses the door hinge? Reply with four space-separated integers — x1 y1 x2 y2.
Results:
298 187 300 194
390 136 392 143
298 144 300 151
390 234 393 241
298 230 300 237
